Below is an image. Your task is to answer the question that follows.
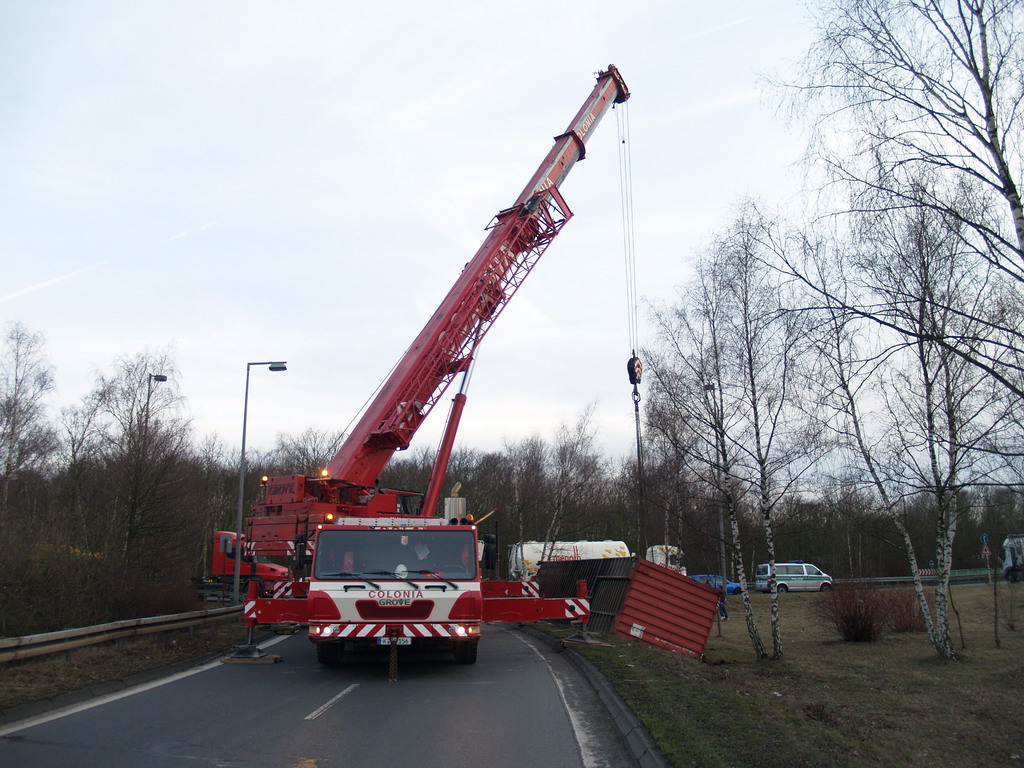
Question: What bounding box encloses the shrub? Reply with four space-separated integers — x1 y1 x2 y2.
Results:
812 583 892 642
886 588 930 633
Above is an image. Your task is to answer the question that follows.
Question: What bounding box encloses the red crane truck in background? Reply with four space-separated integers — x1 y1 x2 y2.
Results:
241 66 630 667
192 531 289 599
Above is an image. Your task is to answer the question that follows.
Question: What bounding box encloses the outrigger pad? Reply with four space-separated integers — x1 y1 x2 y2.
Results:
222 644 282 664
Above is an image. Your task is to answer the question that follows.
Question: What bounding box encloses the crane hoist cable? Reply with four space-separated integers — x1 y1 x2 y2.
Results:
618 100 640 362
616 99 647 553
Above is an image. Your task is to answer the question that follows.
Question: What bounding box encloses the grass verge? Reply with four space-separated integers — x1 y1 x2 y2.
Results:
547 583 1024 768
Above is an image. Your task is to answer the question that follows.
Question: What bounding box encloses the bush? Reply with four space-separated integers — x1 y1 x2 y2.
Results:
886 588 930 633
812 583 892 642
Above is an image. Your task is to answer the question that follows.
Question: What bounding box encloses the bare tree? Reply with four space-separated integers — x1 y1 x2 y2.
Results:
804 195 1014 658
502 436 550 546
647 249 768 656
788 0 1024 400
58 392 106 558
43 349 203 620
541 404 604 553
378 445 436 496
642 426 708 570
647 203 821 659
0 323 57 522
272 427 348 476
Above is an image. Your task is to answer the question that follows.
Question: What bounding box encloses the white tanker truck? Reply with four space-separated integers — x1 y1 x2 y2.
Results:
508 540 630 580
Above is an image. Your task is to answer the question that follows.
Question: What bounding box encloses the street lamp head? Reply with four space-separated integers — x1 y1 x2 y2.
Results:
268 362 287 372
151 374 168 383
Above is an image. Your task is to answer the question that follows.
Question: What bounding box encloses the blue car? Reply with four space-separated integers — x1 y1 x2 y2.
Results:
691 574 743 595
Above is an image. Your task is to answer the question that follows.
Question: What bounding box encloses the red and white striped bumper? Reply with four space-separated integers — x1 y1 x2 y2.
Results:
310 623 476 640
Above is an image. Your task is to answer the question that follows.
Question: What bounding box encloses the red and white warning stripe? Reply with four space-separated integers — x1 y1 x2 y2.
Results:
564 598 589 618
271 580 293 598
279 540 314 556
314 623 465 639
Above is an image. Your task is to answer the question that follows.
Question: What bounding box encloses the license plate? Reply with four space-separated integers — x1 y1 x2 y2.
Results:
377 637 411 646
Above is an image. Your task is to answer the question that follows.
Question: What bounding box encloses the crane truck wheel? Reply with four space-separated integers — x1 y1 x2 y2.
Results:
453 639 479 665
316 641 345 667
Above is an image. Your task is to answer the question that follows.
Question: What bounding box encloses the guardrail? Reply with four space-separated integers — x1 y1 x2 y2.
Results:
839 569 993 588
0 605 242 664
731 570 996 592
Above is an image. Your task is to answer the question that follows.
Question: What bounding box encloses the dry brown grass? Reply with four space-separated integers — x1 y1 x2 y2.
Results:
562 582 1024 768
0 620 249 714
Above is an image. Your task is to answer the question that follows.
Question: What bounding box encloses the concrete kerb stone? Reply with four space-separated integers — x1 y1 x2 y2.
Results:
521 625 672 768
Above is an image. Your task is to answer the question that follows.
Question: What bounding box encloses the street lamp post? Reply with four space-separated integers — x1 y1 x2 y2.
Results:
705 382 730 624
145 373 168 430
142 373 167 466
233 361 287 604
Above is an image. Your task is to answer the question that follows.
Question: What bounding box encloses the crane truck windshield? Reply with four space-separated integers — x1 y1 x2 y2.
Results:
314 529 477 582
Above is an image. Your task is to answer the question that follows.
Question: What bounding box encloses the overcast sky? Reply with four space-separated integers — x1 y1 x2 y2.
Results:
1 1 816 460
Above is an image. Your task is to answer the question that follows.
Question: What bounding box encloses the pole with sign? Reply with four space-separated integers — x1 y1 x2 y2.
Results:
984 534 1000 648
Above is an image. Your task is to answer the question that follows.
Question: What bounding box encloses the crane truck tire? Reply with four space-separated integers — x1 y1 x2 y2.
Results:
453 639 479 665
316 641 345 667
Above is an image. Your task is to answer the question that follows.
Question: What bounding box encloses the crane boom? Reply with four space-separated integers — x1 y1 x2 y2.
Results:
239 70 630 668
326 65 629 488
245 67 628 559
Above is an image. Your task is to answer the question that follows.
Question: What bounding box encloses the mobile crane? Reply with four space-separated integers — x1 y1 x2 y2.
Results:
241 65 629 667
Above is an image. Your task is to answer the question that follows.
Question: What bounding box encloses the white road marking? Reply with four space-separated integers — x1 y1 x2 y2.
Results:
303 684 359 720
505 626 601 768
0 633 292 737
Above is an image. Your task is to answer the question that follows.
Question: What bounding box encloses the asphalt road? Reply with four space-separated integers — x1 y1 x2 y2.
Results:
0 624 638 768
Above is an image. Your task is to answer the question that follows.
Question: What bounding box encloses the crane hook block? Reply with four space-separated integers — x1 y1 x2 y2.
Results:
627 356 643 386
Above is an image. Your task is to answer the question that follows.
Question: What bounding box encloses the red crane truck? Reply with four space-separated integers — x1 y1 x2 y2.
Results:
192 531 289 599
241 65 630 666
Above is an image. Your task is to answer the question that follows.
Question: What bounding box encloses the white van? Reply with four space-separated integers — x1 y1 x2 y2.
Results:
755 561 833 593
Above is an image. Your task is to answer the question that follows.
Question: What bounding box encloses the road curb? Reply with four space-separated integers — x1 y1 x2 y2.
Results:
521 625 672 768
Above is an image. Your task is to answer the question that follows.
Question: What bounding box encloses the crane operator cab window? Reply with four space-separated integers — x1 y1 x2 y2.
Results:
313 529 477 581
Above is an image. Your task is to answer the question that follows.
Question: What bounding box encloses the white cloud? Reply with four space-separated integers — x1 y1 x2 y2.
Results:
0 263 105 305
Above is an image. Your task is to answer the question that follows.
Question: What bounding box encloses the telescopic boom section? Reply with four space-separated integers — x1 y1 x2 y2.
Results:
325 65 629 490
